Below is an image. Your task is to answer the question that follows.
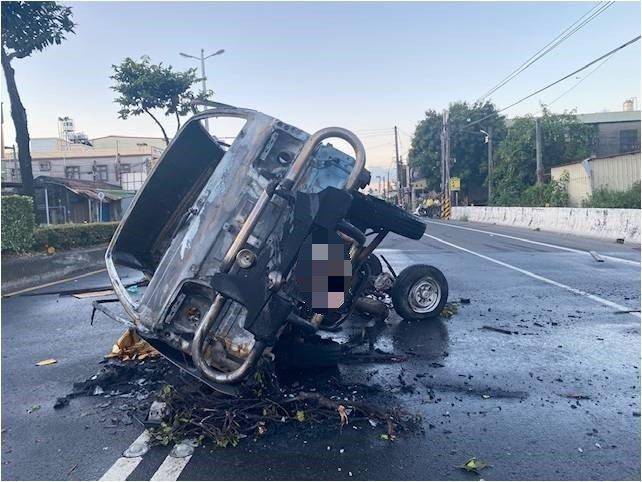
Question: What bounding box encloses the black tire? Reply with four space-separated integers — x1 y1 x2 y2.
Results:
348 192 426 240
391 264 448 320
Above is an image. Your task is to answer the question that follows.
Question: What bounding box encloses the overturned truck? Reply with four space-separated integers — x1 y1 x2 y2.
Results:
95 104 448 394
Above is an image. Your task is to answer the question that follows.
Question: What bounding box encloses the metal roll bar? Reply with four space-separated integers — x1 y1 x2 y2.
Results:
191 127 366 383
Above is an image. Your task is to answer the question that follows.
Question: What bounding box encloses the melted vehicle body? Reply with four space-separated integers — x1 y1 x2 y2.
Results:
96 104 446 394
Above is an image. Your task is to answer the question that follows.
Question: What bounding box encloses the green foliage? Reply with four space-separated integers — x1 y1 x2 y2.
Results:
1 195 35 253
582 182 641 209
492 107 595 204
33 222 118 251
492 172 570 207
408 101 506 202
111 56 205 143
520 172 570 207
1 1 75 60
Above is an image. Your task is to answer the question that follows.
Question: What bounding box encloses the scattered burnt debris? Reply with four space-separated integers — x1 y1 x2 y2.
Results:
66 349 421 449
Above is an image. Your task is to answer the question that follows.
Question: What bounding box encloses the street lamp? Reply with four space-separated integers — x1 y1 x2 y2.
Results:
179 48 225 131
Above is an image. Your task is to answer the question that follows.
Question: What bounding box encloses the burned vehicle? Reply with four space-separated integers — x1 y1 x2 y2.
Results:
95 104 448 393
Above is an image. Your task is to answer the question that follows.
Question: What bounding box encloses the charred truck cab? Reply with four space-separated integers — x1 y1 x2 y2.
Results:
96 104 448 394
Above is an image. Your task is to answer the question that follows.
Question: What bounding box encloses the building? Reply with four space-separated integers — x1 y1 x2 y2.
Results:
550 151 640 207
33 176 135 224
576 110 641 157
90 135 166 151
2 140 160 188
1 134 162 224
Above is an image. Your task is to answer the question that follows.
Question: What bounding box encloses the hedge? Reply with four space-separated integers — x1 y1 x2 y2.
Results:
1 195 36 253
33 222 119 251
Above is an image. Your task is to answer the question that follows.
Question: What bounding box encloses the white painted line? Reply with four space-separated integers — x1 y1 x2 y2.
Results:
150 450 193 481
2 268 107 298
423 233 641 319
99 457 141 482
99 430 150 481
425 220 640 267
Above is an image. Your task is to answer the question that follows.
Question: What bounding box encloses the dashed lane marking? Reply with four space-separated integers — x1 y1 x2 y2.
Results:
150 450 193 481
425 220 641 267
423 233 640 319
99 430 150 481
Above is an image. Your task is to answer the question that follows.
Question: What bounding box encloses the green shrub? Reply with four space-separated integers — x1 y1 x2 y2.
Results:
582 182 641 209
33 222 118 251
492 172 570 207
1 195 36 253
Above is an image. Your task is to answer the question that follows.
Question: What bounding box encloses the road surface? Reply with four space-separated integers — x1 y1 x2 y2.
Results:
2 220 640 480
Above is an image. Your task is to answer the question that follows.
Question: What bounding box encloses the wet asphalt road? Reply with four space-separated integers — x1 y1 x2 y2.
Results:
1 220 640 480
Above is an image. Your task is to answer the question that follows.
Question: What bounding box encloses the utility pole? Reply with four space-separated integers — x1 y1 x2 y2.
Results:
441 110 451 201
394 126 403 206
535 117 543 184
488 126 493 201
481 127 493 202
180 48 225 132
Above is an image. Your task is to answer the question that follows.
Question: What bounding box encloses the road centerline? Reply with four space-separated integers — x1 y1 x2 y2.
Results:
423 233 640 319
424 220 640 266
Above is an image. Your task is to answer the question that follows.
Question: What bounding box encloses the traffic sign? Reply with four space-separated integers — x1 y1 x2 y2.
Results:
449 177 460 191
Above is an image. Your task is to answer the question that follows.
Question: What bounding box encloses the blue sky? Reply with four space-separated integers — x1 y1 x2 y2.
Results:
1 1 640 168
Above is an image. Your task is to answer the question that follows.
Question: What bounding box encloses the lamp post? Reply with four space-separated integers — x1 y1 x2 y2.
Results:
179 48 225 131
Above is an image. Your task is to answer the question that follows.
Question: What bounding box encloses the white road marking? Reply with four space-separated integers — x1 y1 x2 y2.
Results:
425 220 640 267
150 450 193 481
99 430 150 481
2 268 107 298
423 233 641 319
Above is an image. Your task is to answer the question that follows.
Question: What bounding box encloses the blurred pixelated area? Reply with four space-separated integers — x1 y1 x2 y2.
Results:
295 229 352 311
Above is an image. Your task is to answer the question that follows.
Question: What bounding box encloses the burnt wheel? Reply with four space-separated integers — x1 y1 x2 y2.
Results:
391 264 448 320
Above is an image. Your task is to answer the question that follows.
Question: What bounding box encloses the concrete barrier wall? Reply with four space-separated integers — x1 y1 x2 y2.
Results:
451 206 641 244
1 245 107 294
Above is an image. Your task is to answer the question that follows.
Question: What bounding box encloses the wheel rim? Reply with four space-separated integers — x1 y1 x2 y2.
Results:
407 277 441 313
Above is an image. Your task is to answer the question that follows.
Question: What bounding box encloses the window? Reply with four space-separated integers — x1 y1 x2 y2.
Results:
619 129 640 153
95 164 109 181
39 161 51 171
65 166 81 179
119 163 131 174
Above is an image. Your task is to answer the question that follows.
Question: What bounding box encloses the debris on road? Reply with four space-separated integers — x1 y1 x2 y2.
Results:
458 457 488 474
481 325 514 335
53 396 70 409
72 289 115 299
440 303 459 318
26 405 41 414
588 251 605 262
106 329 159 362
35 358 57 366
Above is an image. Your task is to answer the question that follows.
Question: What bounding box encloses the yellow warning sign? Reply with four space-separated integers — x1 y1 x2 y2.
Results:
449 177 461 191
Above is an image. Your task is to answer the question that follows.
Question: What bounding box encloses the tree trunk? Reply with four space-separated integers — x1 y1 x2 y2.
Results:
143 108 169 146
175 111 181 133
1 48 35 198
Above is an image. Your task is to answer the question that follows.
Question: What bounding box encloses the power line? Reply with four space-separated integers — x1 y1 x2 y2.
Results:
477 1 613 102
464 35 641 130
545 54 615 106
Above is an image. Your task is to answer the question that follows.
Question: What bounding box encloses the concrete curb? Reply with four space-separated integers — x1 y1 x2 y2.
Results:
1 245 107 294
451 206 641 243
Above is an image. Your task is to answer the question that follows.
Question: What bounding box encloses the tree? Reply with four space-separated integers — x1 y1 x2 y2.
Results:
1 1 75 198
111 56 206 145
492 107 595 205
408 101 506 203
